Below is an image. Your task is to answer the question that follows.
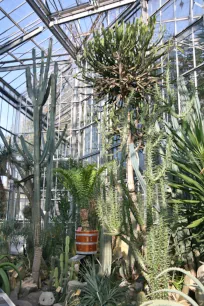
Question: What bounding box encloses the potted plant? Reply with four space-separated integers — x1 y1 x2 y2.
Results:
55 162 106 255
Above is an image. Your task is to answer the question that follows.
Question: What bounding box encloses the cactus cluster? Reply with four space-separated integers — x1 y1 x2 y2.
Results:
50 236 75 290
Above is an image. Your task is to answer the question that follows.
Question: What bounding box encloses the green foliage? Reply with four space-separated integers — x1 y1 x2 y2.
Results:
145 125 172 227
77 17 171 104
79 262 127 306
0 143 15 175
97 185 123 235
50 196 72 239
55 163 106 209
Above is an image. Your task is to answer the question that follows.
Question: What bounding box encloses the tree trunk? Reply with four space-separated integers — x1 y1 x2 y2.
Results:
32 246 42 285
127 113 137 206
126 113 139 269
0 176 6 219
99 227 112 276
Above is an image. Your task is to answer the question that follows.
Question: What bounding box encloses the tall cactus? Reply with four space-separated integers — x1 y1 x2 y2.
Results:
14 39 66 285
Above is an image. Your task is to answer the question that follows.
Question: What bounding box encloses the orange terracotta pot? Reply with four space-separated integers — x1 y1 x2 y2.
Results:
75 230 98 255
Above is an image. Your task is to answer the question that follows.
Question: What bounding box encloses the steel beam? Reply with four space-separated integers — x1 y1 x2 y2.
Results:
49 0 136 26
0 27 44 56
0 60 70 72
26 0 77 59
0 77 34 120
0 78 49 129
108 1 140 28
0 53 68 65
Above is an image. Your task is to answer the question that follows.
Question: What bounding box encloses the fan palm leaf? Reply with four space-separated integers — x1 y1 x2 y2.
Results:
55 164 106 208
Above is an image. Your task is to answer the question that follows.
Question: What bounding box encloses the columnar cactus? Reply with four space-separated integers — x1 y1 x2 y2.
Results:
14 39 67 285
65 236 70 276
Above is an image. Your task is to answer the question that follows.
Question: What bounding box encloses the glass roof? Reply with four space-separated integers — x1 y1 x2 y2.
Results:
0 0 128 97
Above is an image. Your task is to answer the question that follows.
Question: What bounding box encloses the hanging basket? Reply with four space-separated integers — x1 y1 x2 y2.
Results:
75 230 98 255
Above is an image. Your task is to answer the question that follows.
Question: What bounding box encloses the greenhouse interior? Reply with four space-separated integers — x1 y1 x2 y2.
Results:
0 0 204 305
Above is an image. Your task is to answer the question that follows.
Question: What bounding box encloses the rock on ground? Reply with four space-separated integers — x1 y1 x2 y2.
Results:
14 300 33 306
39 292 55 306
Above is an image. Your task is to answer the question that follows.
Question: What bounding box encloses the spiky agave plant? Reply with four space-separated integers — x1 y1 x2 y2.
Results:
79 262 127 306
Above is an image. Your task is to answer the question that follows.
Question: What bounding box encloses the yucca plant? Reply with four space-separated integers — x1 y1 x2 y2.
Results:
169 105 204 245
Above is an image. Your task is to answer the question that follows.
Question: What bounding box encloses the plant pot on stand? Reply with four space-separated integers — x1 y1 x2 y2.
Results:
75 208 99 255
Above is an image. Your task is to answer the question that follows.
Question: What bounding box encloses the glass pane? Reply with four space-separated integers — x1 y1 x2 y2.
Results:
162 2 174 21
177 46 194 75
175 0 190 19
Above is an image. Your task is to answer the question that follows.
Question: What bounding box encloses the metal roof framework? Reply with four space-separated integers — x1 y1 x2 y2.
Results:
0 0 202 135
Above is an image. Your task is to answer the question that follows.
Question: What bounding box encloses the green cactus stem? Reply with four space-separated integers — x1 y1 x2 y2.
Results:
65 236 70 276
54 267 59 288
59 253 64 284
